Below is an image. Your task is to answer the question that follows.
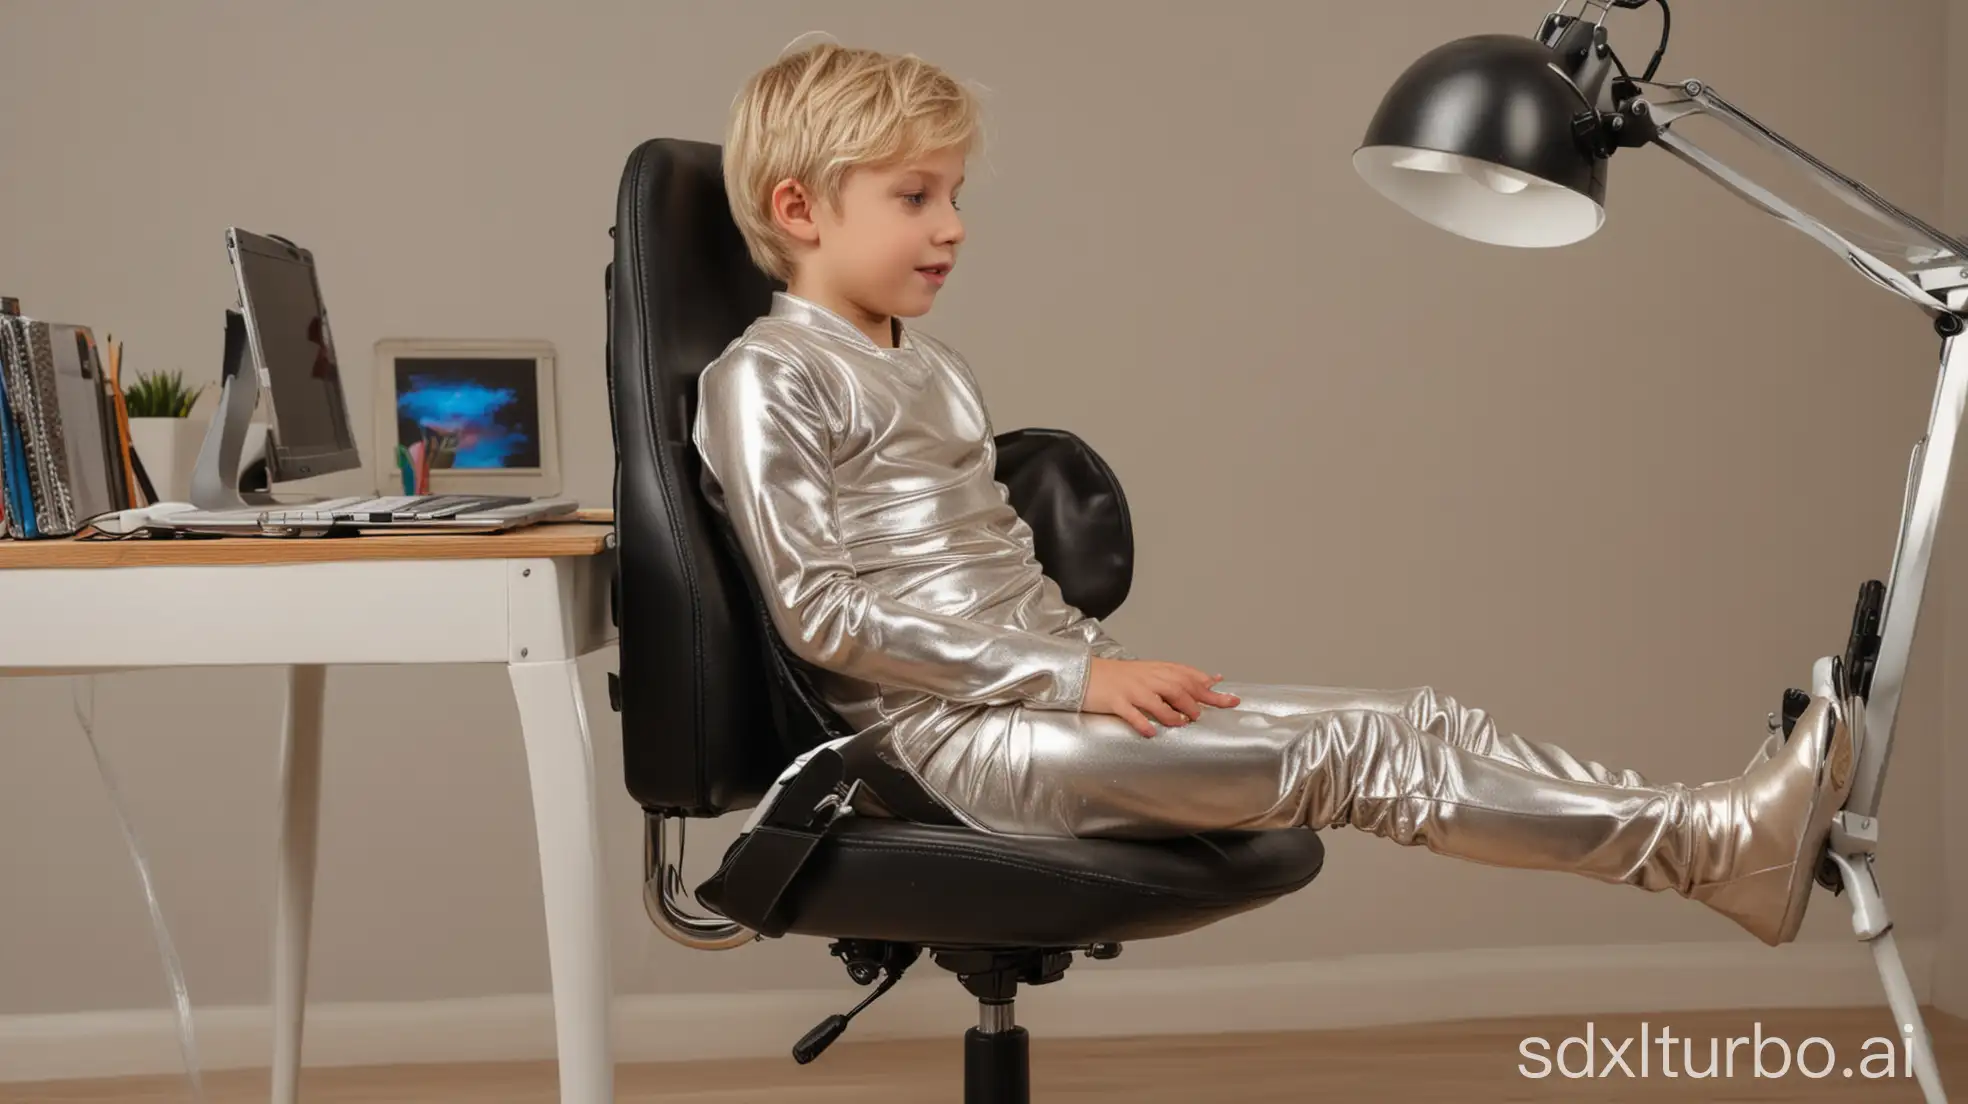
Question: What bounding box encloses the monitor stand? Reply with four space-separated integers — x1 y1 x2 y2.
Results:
188 309 283 511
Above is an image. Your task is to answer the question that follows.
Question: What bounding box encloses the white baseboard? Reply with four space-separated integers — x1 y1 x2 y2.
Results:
0 937 1935 1084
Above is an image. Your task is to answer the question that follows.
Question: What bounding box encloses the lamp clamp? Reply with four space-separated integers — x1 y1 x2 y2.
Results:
1540 12 1663 160
1570 82 1660 160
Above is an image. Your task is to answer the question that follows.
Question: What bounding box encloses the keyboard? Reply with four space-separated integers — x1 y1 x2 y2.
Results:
259 494 537 524
88 494 579 537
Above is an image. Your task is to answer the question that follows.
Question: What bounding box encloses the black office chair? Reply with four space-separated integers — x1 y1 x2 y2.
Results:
604 136 1326 1102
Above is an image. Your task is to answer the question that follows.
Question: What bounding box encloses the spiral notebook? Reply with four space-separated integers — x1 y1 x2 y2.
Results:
0 310 134 538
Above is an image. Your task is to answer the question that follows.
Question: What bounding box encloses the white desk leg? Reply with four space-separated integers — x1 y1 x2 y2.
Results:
272 664 327 1104
509 658 614 1104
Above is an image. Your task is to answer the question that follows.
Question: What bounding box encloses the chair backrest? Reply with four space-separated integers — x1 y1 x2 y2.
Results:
609 137 786 817
607 137 1136 820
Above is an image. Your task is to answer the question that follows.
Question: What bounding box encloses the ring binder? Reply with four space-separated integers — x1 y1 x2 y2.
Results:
0 307 143 539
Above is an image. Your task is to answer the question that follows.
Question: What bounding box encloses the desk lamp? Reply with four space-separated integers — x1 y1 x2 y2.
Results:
1356 2 1959 1100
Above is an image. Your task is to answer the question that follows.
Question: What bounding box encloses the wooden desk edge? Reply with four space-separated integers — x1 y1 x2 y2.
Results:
0 519 616 569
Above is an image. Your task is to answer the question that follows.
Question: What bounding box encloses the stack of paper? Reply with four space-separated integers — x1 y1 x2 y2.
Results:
0 309 138 538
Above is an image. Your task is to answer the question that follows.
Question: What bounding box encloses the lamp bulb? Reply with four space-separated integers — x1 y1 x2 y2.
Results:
1390 149 1533 195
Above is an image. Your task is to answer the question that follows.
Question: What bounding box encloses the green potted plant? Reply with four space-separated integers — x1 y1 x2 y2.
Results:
123 369 204 419
123 370 208 502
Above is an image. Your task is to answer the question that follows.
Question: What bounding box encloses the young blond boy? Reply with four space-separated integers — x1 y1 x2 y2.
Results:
691 42 1857 947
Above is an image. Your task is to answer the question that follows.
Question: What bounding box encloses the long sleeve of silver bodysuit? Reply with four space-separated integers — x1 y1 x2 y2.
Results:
694 345 1094 711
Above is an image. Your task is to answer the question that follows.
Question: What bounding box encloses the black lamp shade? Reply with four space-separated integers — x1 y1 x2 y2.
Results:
1354 34 1609 248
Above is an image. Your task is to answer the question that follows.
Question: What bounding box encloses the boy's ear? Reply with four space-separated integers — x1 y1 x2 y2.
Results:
770 178 823 246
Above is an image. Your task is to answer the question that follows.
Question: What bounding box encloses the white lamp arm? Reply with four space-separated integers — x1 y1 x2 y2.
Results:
1629 78 1968 316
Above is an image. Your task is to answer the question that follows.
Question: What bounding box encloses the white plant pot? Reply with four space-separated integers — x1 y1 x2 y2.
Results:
126 416 209 504
124 418 269 504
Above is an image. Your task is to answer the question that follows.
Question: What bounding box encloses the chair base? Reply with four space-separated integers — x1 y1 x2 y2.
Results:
796 940 1126 1101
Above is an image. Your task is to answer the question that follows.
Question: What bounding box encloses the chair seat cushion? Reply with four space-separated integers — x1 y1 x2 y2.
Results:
700 817 1324 948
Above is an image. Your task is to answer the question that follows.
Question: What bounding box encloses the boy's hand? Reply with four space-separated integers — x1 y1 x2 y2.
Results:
1083 658 1241 738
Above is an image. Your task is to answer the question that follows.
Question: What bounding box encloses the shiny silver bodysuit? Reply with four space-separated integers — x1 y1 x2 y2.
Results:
693 292 1856 947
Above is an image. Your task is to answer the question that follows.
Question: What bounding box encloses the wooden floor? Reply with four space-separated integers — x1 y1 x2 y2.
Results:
9 1006 1964 1102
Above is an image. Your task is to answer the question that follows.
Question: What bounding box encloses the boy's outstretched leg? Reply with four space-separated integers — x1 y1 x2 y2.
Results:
1223 683 1657 786
916 691 1857 946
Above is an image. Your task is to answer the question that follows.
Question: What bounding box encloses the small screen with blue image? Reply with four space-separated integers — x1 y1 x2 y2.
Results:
393 357 541 470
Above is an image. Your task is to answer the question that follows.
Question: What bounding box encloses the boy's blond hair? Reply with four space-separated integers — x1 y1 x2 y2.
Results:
724 42 982 281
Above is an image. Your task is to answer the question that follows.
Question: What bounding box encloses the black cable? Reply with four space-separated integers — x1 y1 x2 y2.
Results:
1641 0 1671 80
1606 44 1635 84
1611 0 1672 80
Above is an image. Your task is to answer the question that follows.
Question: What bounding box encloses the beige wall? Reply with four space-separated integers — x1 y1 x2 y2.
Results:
0 0 1955 1020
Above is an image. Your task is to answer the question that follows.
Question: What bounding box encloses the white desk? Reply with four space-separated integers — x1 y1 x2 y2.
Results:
0 519 621 1104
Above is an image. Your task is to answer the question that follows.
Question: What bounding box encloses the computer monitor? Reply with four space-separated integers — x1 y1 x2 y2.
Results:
185 229 362 510
225 228 362 482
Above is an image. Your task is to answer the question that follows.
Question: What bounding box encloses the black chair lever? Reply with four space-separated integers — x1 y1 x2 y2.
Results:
794 944 919 1064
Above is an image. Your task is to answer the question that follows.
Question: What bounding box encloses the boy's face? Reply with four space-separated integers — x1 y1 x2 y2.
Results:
789 146 967 323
